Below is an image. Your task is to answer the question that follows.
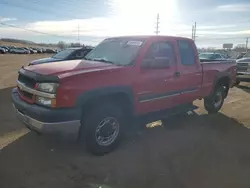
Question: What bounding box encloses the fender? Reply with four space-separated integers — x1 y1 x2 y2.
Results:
75 85 135 113
210 71 232 95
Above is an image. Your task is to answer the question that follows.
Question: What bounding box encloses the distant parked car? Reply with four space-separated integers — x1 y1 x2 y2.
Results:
10 47 30 54
36 48 43 53
28 48 37 54
199 52 228 61
22 47 31 53
235 57 250 85
0 46 9 53
29 47 93 65
0 47 6 54
44 48 56 53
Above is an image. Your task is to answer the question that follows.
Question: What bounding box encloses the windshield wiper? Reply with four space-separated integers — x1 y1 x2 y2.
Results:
92 58 116 65
83 57 92 60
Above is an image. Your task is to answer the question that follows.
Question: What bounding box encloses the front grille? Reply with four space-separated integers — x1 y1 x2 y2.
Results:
237 66 248 71
18 88 33 100
17 73 36 103
237 63 248 66
237 63 248 72
18 74 36 88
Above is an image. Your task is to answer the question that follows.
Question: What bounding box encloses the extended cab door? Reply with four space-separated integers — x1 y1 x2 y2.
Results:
135 39 180 114
174 39 202 104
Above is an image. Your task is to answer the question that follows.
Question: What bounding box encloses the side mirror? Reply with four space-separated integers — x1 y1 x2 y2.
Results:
141 57 170 69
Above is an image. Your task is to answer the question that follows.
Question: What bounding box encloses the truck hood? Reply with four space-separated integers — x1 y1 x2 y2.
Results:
24 59 121 77
30 57 60 65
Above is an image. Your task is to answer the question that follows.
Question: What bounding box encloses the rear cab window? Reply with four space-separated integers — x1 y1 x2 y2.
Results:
214 54 222 59
178 40 196 65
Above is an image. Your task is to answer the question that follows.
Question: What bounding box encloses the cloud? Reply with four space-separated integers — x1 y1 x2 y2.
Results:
0 16 249 46
216 3 250 12
0 27 39 38
198 25 237 30
0 0 250 47
0 17 17 22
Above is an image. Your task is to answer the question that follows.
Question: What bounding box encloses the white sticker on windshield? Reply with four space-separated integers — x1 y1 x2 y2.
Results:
127 41 143 46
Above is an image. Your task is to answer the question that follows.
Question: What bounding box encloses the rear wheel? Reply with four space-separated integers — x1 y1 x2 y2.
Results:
204 85 225 113
81 103 124 155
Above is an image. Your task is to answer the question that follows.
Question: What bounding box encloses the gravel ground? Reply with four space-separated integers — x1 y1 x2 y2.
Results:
0 54 250 188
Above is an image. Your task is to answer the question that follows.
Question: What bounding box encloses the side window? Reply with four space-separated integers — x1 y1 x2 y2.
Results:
145 41 175 64
71 50 86 59
178 40 195 65
214 54 221 59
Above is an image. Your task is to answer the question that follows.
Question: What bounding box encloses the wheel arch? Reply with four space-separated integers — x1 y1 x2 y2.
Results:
76 86 135 119
213 73 231 98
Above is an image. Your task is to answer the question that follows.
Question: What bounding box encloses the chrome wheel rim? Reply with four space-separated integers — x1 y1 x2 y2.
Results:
214 90 223 108
95 117 120 146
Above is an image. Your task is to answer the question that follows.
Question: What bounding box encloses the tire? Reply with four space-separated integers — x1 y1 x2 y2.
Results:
204 85 225 113
235 80 240 85
81 103 124 155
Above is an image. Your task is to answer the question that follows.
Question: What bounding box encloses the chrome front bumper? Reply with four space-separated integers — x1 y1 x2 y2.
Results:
12 87 82 139
13 104 81 137
13 103 81 138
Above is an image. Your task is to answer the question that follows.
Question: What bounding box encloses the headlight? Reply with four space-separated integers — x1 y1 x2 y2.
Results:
37 83 59 93
36 96 56 107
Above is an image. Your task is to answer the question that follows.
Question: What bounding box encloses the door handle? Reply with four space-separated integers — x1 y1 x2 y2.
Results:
174 71 181 77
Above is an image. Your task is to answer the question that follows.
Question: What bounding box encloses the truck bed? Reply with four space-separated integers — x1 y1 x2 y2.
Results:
200 59 236 97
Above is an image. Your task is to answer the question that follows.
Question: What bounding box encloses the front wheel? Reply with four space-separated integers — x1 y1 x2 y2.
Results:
204 86 225 113
235 80 240 85
81 103 124 155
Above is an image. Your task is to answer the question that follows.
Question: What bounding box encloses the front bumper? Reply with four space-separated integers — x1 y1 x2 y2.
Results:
12 88 81 139
236 72 250 82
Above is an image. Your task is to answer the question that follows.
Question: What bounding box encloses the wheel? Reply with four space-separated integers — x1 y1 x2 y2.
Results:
235 80 240 85
81 103 124 155
204 85 225 113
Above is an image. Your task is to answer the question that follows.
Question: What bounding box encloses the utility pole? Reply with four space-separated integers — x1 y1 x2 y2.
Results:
193 22 196 42
77 24 80 42
246 37 248 53
155 13 160 35
192 25 194 40
191 22 196 41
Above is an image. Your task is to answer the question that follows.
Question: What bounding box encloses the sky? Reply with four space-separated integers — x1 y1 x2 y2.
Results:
0 0 250 48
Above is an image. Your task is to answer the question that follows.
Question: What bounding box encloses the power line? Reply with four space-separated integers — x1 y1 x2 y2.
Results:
246 37 248 53
78 24 80 42
196 36 249 41
0 22 102 43
0 0 103 20
0 22 71 39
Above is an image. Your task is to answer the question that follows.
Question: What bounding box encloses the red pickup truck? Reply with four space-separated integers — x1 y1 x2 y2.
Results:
12 36 236 155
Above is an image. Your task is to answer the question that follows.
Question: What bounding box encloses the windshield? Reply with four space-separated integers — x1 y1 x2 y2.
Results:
52 49 75 59
84 38 144 65
199 53 214 59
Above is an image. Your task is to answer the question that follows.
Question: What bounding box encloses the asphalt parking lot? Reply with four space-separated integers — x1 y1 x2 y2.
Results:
1 54 250 188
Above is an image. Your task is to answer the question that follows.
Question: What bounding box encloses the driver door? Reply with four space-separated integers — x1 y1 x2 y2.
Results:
135 40 179 114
